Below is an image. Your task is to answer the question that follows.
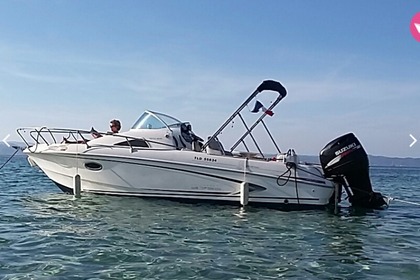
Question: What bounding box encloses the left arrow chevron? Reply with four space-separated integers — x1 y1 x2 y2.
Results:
2 134 10 147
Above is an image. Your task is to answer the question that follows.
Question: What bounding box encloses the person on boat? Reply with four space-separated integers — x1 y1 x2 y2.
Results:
62 119 122 143
108 119 121 134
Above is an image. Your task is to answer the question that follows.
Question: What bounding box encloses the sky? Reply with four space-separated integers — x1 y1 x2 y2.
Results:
0 0 419 157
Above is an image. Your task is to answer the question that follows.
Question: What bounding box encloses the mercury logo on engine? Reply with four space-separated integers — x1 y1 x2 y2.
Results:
334 142 357 156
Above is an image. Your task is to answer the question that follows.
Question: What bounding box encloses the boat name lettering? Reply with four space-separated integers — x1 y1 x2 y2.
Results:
334 142 357 156
191 186 221 191
194 156 217 162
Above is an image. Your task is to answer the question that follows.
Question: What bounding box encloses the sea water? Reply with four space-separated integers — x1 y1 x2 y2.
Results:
0 156 419 279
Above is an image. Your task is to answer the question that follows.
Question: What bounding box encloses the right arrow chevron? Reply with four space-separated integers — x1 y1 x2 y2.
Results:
409 134 417 147
415 23 420 34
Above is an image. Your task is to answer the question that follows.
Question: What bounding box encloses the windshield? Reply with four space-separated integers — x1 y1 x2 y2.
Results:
131 111 182 130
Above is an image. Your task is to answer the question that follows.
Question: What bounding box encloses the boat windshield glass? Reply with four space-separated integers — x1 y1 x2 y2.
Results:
131 111 182 130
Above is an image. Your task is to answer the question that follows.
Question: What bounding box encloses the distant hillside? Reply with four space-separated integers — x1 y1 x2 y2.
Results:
299 155 420 168
0 143 25 156
368 155 420 167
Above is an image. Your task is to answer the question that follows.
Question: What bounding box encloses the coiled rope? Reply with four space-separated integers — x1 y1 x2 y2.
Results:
276 163 300 204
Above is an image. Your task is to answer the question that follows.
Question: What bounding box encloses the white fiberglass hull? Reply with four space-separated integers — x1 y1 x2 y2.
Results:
26 143 334 209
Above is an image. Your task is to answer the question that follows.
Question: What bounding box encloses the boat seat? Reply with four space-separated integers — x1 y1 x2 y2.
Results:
224 151 233 156
192 140 203 152
276 153 286 161
206 137 225 155
181 123 193 143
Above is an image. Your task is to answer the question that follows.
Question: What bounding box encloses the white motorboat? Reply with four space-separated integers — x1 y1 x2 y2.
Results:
17 80 387 210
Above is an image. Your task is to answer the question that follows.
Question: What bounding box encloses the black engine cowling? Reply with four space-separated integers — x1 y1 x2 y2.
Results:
319 133 387 209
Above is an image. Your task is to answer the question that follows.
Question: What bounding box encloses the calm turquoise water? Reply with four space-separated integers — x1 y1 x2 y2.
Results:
0 156 419 279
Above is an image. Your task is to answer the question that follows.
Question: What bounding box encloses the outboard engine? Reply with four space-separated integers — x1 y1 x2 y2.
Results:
319 133 387 209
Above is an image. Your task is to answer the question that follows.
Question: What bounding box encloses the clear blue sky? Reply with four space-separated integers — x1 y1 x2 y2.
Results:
1 1 419 157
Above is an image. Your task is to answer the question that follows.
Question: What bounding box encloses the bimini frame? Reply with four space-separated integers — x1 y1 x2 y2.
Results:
201 80 287 158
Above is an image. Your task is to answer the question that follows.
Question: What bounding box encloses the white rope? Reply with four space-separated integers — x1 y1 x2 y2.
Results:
390 197 420 206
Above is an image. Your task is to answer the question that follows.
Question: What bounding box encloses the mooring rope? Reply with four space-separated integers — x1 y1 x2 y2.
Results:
0 146 22 170
389 197 420 206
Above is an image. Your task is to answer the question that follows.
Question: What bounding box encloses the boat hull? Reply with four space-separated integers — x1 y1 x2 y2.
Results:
26 144 334 209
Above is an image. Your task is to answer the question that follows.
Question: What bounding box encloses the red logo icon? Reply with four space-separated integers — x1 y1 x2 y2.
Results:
410 12 420 42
